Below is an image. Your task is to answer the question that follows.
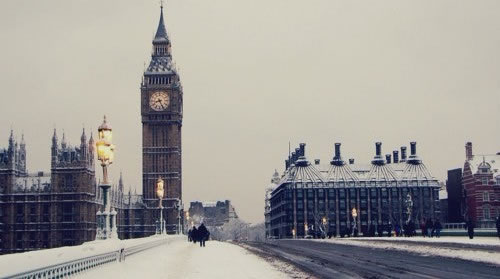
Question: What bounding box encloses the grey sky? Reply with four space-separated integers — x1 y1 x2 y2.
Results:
1 1 499 223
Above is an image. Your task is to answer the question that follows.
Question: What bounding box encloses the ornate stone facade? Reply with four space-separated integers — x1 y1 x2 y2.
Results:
141 6 183 234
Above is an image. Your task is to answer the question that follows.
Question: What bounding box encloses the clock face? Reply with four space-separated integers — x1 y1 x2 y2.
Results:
149 91 170 111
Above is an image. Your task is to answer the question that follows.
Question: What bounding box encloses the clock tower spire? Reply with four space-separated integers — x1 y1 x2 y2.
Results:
141 4 183 235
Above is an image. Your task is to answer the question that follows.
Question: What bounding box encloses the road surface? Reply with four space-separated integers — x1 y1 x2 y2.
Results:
242 239 499 279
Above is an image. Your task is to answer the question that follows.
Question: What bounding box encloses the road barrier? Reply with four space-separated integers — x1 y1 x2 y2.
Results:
3 237 171 279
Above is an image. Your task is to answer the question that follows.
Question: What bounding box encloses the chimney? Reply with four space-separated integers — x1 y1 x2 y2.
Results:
349 158 355 164
291 152 296 165
386 154 392 164
334 143 341 160
314 159 320 165
299 143 306 157
465 142 473 161
285 159 289 170
410 141 417 156
331 142 344 166
375 142 382 157
372 142 385 165
401 146 407 162
393 150 399 163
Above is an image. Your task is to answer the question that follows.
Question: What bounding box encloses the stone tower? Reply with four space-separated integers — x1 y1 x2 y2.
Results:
141 5 183 234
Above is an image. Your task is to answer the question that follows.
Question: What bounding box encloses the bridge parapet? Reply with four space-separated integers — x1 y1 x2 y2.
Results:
1 235 178 279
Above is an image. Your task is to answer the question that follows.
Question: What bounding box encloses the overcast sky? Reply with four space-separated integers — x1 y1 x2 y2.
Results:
1 0 499 224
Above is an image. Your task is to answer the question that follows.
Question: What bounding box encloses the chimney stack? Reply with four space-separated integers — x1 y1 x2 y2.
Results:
375 142 382 157
386 154 392 164
401 146 407 162
410 141 417 156
299 143 306 157
291 152 296 165
334 143 341 160
393 150 399 163
349 158 355 164
285 159 290 170
465 142 473 161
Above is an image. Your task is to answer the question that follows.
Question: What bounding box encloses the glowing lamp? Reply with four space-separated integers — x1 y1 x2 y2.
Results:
156 177 164 199
352 208 358 218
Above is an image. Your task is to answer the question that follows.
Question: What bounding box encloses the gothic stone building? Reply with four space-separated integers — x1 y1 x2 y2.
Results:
268 142 441 238
463 142 500 227
0 7 184 254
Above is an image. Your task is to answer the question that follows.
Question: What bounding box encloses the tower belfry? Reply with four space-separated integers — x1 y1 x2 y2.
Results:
141 4 183 235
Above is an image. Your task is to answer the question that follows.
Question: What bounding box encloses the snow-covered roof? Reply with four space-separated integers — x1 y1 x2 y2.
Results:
145 56 176 75
467 154 500 177
13 172 51 192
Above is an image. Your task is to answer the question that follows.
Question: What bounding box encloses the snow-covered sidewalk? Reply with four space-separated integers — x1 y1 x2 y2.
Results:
314 236 500 265
80 238 291 279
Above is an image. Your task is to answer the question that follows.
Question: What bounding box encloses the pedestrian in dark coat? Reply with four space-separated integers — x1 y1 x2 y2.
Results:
191 226 198 244
434 220 442 238
197 223 209 247
496 217 500 239
188 229 192 242
420 220 426 237
465 220 475 239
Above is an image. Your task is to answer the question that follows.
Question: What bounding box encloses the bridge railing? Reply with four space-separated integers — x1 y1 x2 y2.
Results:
3 236 173 279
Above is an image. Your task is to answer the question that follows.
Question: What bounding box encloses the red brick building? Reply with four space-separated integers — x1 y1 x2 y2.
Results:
463 142 500 227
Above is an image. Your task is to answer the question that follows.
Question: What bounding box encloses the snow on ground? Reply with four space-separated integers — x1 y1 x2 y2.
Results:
80 238 291 279
314 236 500 265
0 235 176 278
353 236 500 246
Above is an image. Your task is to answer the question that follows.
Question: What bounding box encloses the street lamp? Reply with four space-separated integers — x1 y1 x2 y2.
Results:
95 115 117 240
156 177 165 235
351 208 358 237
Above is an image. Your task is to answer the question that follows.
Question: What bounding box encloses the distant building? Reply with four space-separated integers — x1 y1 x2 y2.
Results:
463 142 500 227
188 200 238 227
445 168 464 223
265 171 280 238
268 142 441 238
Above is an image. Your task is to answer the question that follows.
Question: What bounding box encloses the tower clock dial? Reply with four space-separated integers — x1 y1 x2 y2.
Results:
149 91 170 111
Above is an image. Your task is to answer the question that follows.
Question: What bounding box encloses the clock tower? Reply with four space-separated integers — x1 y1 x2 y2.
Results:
141 5 183 234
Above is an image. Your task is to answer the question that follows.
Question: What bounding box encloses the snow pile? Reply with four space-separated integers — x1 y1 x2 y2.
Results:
316 237 500 265
80 237 290 279
0 235 178 278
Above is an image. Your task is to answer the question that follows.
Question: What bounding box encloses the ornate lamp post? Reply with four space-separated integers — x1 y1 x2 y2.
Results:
156 177 165 235
351 208 358 237
95 116 116 240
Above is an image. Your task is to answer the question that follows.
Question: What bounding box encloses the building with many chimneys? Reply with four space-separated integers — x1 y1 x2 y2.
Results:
267 141 441 238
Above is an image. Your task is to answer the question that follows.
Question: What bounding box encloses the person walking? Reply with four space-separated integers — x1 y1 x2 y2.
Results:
434 220 442 238
197 223 209 247
465 220 475 239
496 216 500 239
191 226 198 244
187 228 192 242
426 218 433 238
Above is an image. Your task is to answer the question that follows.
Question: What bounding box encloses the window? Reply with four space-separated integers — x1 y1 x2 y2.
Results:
483 205 490 220
482 177 488 185
483 191 490 202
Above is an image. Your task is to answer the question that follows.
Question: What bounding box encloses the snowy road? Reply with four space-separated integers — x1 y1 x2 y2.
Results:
243 239 500 279
80 236 291 279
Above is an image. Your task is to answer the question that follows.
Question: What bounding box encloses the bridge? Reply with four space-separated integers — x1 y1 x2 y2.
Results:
1 235 499 278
